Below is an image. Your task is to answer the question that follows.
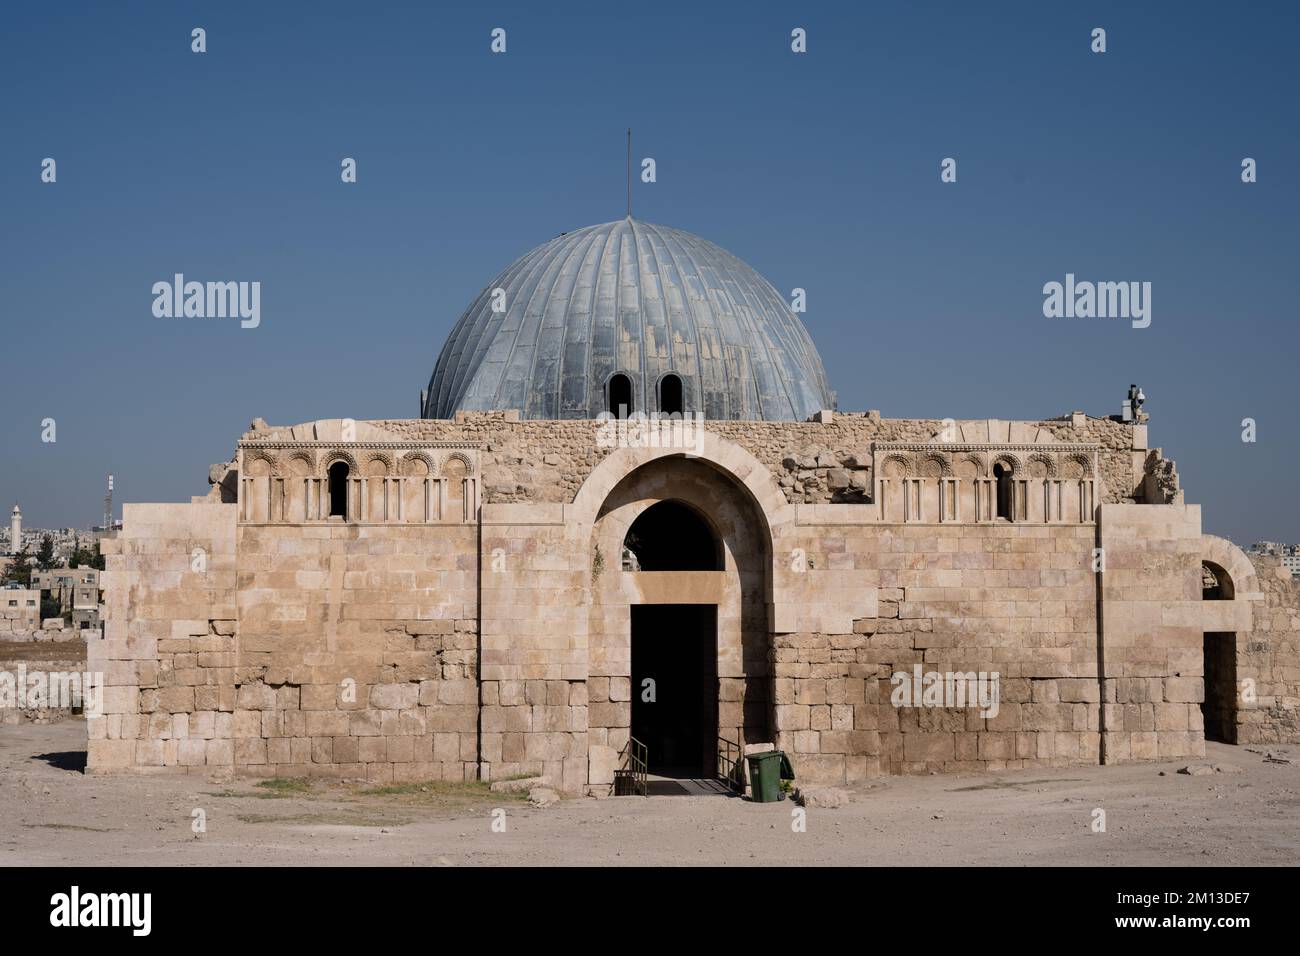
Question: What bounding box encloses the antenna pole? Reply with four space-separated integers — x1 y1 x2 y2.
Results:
626 128 631 218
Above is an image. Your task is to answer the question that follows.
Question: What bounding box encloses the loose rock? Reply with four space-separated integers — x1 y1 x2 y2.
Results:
528 787 560 808
796 787 850 809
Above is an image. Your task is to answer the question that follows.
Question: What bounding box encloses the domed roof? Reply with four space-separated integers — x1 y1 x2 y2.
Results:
422 217 833 421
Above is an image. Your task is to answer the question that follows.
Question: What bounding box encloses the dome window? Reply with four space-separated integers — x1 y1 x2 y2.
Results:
608 374 633 418
660 374 684 416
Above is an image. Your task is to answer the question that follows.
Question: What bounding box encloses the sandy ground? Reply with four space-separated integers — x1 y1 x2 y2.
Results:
2 720 1297 866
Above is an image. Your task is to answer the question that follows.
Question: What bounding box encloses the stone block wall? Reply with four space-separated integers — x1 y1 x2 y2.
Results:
773 522 1100 783
88 502 238 772
230 521 479 784
1097 503 1205 763
478 508 589 793
0 651 90 725
1239 555 1300 744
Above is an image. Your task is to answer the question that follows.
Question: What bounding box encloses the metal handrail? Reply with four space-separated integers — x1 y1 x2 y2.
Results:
614 735 648 796
717 734 745 793
627 735 648 796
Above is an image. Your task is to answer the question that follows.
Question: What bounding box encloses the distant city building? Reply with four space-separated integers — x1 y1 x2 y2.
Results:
1247 541 1300 580
0 520 105 563
0 584 40 634
30 566 103 630
32 567 101 610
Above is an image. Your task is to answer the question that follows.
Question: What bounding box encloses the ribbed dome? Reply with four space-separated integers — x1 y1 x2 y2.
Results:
422 218 833 421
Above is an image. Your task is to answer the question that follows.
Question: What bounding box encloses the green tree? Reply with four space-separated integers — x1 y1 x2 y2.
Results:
69 536 95 569
40 593 62 619
36 534 56 571
3 546 33 587
91 540 105 571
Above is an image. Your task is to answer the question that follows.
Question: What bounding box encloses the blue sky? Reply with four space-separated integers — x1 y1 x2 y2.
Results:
2 0 1297 544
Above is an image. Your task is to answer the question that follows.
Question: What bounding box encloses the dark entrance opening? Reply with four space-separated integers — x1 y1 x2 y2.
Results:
631 604 717 777
328 462 349 518
623 500 721 571
1202 631 1237 744
993 463 1011 519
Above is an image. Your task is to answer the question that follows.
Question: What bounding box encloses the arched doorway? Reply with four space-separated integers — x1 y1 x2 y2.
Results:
1202 561 1236 743
623 501 723 778
1195 535 1265 749
587 456 773 790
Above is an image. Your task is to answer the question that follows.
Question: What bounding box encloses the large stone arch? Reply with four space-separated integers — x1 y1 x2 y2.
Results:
569 432 794 536
1201 535 1261 601
575 434 787 789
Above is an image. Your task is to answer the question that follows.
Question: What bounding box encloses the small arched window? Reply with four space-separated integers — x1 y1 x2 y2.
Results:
328 461 349 519
660 374 683 416
1202 562 1234 601
993 463 1012 520
608 373 633 418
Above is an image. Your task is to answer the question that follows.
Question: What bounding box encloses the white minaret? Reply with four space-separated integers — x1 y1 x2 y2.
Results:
9 504 20 554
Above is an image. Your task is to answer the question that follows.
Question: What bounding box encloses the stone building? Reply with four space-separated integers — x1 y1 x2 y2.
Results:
33 567 101 615
1 585 40 637
87 218 1300 788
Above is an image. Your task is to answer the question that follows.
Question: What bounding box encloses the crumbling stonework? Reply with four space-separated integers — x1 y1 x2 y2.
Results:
1239 555 1300 744
228 411 1153 511
0 651 89 725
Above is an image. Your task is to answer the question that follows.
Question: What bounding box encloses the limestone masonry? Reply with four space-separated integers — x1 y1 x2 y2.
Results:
85 411 1300 789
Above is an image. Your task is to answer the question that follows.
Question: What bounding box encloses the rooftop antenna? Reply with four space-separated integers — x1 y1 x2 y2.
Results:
626 127 632 219
104 474 113 531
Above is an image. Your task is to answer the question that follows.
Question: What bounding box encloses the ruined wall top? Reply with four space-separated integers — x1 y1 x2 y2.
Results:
222 410 1164 510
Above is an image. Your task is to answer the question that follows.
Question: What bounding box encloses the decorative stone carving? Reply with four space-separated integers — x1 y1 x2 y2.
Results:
322 449 359 473
442 451 475 476
1027 453 1056 478
363 452 394 476
401 451 434 476
992 453 1023 475
882 454 912 478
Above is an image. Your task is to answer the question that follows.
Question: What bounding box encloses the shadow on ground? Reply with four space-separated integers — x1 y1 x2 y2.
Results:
33 750 86 772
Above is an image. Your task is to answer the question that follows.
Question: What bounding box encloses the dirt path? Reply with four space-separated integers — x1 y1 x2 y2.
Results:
2 722 1296 866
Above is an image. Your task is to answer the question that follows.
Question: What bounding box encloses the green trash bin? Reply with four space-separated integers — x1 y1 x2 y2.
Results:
745 750 791 803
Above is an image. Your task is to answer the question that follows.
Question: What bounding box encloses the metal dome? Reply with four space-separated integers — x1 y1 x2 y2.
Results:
422 217 833 421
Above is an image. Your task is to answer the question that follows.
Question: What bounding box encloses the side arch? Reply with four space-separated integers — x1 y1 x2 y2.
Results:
1201 534 1261 599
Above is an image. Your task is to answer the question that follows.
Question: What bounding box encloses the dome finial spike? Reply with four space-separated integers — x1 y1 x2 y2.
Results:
626 127 632 219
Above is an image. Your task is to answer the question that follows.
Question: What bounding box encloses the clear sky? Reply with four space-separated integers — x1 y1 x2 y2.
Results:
2 0 1296 544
